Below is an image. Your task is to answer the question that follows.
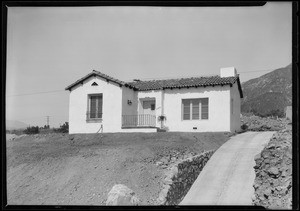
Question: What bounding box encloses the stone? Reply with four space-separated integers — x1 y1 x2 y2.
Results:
268 167 279 176
170 166 178 175
161 157 169 164
106 184 139 205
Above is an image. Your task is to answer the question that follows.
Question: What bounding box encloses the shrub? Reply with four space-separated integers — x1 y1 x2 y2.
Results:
241 123 248 131
24 126 39 134
54 122 69 133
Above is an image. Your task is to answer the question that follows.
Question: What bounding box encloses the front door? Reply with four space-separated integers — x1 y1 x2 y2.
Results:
142 100 156 116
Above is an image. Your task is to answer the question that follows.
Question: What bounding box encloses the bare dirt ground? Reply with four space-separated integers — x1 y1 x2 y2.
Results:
6 132 229 205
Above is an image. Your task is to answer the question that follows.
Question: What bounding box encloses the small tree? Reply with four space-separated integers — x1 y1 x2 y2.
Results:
58 122 69 133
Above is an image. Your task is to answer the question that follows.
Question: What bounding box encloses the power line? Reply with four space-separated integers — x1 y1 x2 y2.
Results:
125 69 274 81
6 90 65 97
239 69 273 74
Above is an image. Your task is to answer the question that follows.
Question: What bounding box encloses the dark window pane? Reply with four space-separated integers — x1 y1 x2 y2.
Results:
183 99 190 120
151 104 155 110
201 98 209 119
192 99 200 120
90 96 97 118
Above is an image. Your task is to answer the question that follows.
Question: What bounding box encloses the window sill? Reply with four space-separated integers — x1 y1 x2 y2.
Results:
86 118 103 123
182 119 209 121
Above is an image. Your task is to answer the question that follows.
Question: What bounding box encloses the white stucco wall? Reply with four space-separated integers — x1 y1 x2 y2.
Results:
68 76 123 134
163 86 231 132
137 90 163 127
121 87 138 116
230 82 242 132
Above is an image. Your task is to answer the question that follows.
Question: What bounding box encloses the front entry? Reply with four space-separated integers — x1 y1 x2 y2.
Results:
142 100 156 116
135 99 156 127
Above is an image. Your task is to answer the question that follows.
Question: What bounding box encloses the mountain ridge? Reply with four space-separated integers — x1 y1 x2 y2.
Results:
241 64 292 116
6 120 29 130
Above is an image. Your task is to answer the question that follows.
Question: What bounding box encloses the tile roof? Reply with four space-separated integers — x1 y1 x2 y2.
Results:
65 70 243 98
127 75 239 91
65 70 125 91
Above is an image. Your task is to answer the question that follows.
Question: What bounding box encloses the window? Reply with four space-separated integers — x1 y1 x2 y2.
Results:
151 104 155 110
87 94 103 120
182 98 209 120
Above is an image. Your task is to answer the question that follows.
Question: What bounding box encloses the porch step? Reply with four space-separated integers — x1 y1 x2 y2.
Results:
157 128 167 132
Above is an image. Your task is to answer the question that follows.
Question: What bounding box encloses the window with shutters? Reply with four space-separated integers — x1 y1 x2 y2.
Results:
87 94 103 121
182 98 209 120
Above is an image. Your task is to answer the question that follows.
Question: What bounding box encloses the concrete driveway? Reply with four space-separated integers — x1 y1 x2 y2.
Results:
180 131 276 205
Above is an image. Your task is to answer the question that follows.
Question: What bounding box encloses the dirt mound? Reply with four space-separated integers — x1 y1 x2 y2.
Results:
252 125 292 209
7 132 229 205
241 114 289 131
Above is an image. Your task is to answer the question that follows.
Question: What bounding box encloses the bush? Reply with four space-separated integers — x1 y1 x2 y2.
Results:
24 126 39 134
241 123 248 131
54 122 69 133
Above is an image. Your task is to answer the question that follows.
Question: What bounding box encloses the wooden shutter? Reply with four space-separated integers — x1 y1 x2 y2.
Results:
201 98 209 119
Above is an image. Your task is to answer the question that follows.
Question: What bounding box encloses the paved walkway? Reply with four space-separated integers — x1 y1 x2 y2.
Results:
180 131 275 205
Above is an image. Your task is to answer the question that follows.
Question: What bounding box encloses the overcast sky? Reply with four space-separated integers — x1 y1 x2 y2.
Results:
6 2 292 127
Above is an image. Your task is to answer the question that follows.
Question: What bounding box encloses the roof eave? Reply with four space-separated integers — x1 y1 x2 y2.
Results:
65 71 126 91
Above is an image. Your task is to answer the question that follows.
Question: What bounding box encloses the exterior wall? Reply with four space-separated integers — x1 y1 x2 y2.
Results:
121 87 138 116
230 82 242 132
68 76 123 134
163 86 231 132
137 90 163 127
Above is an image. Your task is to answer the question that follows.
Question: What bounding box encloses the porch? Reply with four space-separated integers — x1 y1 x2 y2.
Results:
121 114 157 128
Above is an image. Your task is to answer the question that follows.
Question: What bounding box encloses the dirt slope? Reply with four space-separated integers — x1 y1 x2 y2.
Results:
7 132 229 205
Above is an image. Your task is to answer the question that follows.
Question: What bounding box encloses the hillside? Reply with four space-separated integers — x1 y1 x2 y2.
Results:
6 120 29 130
241 64 292 116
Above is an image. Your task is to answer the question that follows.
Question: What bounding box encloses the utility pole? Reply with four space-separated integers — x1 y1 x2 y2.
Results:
46 116 50 128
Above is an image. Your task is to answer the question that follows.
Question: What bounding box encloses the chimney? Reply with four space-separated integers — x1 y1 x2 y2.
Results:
220 67 237 78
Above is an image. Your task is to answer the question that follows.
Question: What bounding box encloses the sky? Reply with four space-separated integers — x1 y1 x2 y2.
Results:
6 2 292 127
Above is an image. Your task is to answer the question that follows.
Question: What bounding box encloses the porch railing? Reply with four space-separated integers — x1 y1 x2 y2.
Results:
122 114 156 127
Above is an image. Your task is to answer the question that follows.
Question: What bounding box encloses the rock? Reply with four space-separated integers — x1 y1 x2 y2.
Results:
264 188 271 197
161 157 169 164
261 150 270 159
106 184 139 205
268 167 279 176
171 157 177 162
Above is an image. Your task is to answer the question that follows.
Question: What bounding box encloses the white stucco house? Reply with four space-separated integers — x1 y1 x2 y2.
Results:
65 67 243 134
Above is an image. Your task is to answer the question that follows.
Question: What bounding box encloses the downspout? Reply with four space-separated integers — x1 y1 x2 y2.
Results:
161 89 165 128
